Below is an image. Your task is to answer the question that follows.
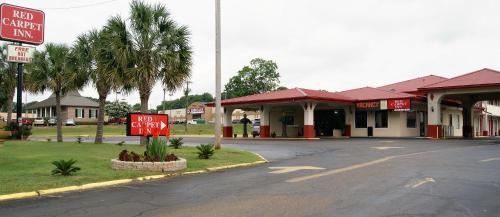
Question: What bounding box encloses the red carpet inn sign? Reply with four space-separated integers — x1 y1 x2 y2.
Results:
0 3 45 45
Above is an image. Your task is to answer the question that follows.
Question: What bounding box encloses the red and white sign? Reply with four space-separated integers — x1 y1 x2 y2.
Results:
0 4 45 45
127 113 169 137
7 44 35 63
387 99 411 111
187 107 205 114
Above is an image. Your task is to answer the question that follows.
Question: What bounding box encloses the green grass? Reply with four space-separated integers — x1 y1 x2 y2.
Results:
0 140 262 195
31 124 248 137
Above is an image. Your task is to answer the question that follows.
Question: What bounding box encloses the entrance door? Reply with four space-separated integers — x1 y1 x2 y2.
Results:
418 112 427 137
314 109 345 136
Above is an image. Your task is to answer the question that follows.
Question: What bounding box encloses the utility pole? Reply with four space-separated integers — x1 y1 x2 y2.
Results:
184 81 191 133
163 88 166 114
169 92 173 130
214 0 222 149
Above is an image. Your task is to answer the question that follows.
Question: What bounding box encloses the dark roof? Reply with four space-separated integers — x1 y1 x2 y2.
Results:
26 91 99 109
378 75 448 93
419 68 500 91
336 87 416 101
210 88 354 106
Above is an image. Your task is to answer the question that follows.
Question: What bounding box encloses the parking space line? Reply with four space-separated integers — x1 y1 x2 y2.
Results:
480 157 500 162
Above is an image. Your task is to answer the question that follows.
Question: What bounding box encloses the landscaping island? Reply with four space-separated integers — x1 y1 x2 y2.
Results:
0 141 262 195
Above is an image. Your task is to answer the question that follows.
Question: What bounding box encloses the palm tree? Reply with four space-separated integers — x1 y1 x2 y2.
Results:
73 25 130 144
0 44 18 127
25 43 86 142
107 1 192 145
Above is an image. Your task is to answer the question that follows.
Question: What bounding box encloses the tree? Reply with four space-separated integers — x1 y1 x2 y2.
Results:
107 1 192 145
25 43 86 142
155 92 213 111
132 103 141 111
73 26 130 143
105 101 131 119
0 44 17 126
224 58 279 99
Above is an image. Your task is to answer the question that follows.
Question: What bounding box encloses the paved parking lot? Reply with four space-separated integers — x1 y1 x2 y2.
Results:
1 138 500 217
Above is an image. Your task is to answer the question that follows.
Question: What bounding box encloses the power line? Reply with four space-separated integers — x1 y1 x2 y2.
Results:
41 0 121 10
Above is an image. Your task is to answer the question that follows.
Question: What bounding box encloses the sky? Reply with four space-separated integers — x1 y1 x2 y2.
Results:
5 0 500 108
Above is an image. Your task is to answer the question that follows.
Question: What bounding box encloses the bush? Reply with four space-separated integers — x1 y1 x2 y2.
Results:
117 149 178 162
51 159 81 176
145 137 168 162
196 144 215 159
76 136 83 143
169 137 183 149
8 123 32 139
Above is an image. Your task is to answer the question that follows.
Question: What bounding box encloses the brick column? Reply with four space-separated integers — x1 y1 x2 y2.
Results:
303 102 317 139
260 106 270 137
223 108 234 138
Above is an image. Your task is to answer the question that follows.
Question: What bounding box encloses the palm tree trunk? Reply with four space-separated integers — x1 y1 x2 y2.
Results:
6 88 14 126
95 95 106 144
55 91 63 142
139 94 149 146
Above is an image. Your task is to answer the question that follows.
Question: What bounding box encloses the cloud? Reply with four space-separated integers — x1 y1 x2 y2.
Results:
6 0 500 108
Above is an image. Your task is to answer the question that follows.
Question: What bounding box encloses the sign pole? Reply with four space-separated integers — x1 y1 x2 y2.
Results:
16 43 24 139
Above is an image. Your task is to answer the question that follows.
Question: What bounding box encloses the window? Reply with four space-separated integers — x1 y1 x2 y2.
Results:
375 110 388 128
406 111 416 128
456 114 460 129
355 111 367 128
75 108 84 118
89 109 98 119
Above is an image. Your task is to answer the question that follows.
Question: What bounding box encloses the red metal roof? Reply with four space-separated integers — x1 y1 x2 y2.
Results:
336 87 416 101
212 88 354 106
379 75 448 93
419 68 500 91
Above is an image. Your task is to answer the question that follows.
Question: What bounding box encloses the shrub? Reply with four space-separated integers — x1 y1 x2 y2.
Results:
271 132 276 138
7 123 32 139
119 150 129 161
130 151 141 162
51 159 81 176
145 137 168 162
47 138 52 142
165 153 178 162
76 136 83 143
196 144 215 159
169 137 183 149
116 141 125 146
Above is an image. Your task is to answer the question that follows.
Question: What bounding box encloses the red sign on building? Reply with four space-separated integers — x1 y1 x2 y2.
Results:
0 4 45 45
127 113 170 137
356 101 380 110
387 99 411 111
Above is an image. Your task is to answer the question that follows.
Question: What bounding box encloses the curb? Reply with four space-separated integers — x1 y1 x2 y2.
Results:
0 160 267 202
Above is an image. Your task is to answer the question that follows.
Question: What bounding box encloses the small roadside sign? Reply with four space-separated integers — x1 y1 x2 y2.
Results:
6 44 35 63
126 113 170 137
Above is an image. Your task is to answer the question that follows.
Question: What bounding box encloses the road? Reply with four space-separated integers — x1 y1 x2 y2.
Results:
1 138 500 217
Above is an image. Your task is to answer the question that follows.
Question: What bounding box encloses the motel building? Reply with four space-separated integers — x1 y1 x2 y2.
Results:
213 68 500 139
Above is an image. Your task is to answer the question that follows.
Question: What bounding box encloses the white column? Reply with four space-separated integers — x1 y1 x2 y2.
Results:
260 106 270 126
427 92 444 138
49 107 52 118
302 102 317 138
223 108 234 127
482 113 489 136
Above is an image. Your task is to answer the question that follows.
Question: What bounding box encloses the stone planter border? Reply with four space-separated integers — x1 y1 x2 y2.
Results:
111 158 187 172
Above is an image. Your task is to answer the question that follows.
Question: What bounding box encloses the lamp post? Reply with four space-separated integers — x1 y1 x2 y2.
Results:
214 0 222 149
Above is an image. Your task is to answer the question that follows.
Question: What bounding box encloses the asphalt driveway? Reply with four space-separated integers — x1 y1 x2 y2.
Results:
1 138 500 217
